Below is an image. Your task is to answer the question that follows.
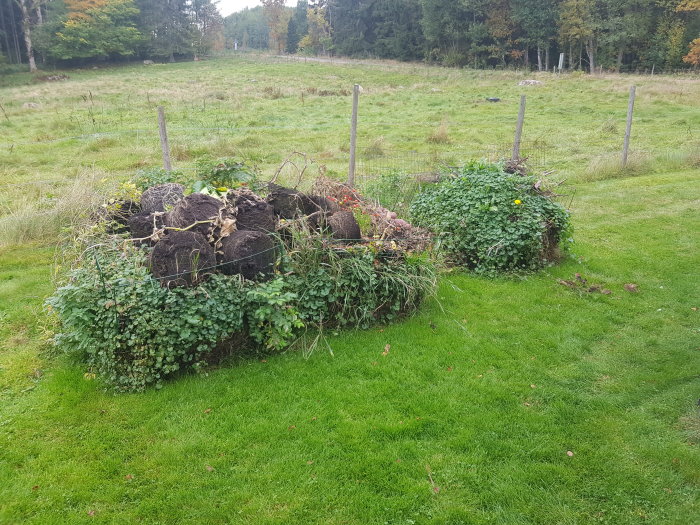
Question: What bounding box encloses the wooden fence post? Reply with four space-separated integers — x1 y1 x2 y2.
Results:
348 84 360 187
512 95 526 161
622 85 636 168
157 106 172 172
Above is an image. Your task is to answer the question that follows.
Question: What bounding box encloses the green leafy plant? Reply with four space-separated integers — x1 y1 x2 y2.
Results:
410 161 571 274
245 278 304 350
133 168 190 190
193 157 259 194
283 230 436 330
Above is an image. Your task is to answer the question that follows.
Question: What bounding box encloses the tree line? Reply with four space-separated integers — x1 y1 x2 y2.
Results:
0 0 225 71
2 1 699 72
229 0 700 71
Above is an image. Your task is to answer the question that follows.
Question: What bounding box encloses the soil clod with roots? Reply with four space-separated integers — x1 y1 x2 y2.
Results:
227 190 276 233
327 211 362 242
150 231 216 287
166 193 229 237
140 183 184 213
220 230 276 280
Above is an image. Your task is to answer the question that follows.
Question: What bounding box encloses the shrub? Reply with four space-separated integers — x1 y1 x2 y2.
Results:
410 161 570 274
48 233 435 391
47 244 302 392
283 231 436 329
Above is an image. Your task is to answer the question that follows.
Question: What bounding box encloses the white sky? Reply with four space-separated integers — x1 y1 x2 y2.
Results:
216 1 294 18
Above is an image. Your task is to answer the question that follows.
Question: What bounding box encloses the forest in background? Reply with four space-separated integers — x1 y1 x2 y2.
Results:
2 1 699 73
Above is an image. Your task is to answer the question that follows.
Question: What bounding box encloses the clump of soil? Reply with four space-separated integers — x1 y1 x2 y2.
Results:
140 183 185 213
150 231 216 287
227 189 276 233
167 193 228 236
267 184 315 219
327 211 361 241
220 230 276 280
128 211 166 245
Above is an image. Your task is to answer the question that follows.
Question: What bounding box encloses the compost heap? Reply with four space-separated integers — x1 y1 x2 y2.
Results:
113 180 431 287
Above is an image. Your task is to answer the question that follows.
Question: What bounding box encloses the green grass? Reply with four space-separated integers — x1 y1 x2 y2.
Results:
1 56 699 523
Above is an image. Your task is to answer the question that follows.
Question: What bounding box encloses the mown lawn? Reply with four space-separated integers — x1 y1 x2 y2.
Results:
0 55 699 524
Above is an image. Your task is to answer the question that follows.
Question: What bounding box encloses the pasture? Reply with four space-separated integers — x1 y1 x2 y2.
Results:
0 55 699 524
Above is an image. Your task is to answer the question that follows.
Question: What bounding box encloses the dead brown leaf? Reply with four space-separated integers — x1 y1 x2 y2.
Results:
624 283 639 293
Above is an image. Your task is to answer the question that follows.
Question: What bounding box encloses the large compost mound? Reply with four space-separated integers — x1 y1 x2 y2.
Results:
111 179 433 288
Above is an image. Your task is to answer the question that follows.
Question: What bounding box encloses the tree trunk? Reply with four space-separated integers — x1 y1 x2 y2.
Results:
0 1 11 63
524 47 529 68
578 44 582 70
169 52 175 63
616 46 624 73
17 0 36 72
545 46 550 71
567 42 572 69
586 39 596 74
35 4 42 25
537 45 542 71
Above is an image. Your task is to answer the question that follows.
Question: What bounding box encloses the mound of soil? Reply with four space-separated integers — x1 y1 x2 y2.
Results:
150 231 216 287
140 183 185 213
166 193 227 236
266 184 315 219
128 211 166 245
328 211 361 242
220 230 276 280
228 191 276 233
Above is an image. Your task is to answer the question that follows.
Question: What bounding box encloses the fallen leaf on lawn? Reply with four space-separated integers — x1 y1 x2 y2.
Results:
311 416 317 421
624 283 639 293
260 359 267 363
382 344 391 356
87 510 96 517
32 485 39 491
433 486 440 493
124 474 133 480
691 307 697 311
307 460 314 465
530 384 537 389
446 366 453 372
203 408 212 414
288 425 296 430
205 465 215 472
566 451 574 457
524 402 531 407
601 289 612 295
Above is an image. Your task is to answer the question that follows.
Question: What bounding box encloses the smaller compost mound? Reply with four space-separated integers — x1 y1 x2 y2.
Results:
228 191 276 233
167 193 227 236
140 183 184 213
220 230 276 280
150 231 216 287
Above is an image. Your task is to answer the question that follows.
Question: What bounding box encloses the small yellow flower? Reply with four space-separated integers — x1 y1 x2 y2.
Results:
514 199 522 205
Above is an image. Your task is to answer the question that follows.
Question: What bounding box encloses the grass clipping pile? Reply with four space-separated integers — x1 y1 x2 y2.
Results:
48 178 436 392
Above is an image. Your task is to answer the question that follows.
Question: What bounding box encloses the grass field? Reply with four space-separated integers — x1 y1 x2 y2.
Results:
1 55 699 524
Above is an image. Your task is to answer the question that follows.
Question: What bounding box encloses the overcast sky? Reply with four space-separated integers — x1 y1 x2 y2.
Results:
216 1 294 18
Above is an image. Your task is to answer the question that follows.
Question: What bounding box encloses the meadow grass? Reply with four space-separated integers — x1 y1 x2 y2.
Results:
0 55 699 524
